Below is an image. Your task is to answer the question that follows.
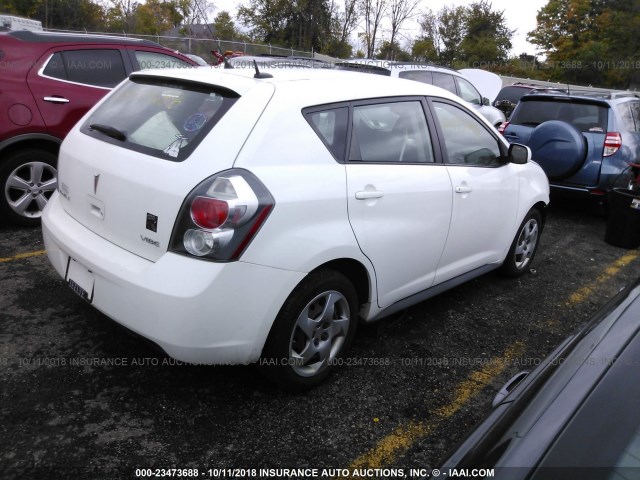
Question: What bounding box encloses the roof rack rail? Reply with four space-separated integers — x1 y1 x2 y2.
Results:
610 92 640 99
571 91 639 99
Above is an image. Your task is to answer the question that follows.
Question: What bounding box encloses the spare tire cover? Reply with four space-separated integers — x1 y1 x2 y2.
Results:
528 120 587 180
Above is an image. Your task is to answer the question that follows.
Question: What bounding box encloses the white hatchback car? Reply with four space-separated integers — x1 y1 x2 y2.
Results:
42 67 549 389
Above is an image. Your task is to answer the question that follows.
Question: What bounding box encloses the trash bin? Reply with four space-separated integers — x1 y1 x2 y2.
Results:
605 188 640 248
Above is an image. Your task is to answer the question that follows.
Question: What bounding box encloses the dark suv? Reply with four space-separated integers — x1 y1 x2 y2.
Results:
493 83 566 119
501 92 640 198
0 30 196 226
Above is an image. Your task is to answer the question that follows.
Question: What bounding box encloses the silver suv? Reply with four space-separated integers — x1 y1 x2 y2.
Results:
336 60 506 127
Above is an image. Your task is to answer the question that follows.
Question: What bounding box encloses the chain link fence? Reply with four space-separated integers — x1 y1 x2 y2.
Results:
46 28 315 64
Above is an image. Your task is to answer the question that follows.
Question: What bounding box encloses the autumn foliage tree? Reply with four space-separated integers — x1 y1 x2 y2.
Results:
528 0 640 88
412 2 512 67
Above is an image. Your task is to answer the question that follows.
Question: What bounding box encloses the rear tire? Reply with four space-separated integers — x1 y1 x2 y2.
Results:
0 149 57 227
500 209 542 277
259 269 358 391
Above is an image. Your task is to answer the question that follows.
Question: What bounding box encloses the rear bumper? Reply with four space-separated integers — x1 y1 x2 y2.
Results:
42 192 305 365
550 183 607 198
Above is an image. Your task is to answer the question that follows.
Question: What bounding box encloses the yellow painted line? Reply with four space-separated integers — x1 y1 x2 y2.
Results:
566 251 640 306
344 249 640 475
345 342 525 473
0 250 47 263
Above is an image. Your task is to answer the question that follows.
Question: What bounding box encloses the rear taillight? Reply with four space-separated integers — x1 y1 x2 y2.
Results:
498 121 509 134
170 169 274 261
603 132 622 157
191 197 229 229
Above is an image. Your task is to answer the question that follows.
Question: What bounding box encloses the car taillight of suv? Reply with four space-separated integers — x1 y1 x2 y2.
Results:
604 132 622 157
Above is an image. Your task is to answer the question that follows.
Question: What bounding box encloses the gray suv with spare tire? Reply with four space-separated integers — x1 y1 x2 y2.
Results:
500 92 640 199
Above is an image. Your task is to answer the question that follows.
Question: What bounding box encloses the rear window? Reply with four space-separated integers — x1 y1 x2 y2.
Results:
81 77 238 161
511 99 609 133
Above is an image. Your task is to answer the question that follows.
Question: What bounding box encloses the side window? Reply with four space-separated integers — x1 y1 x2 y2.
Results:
398 70 433 84
349 101 434 163
628 101 640 132
42 50 127 87
135 51 192 70
432 101 502 166
432 72 457 95
42 52 67 80
617 103 636 132
456 77 482 105
305 107 349 160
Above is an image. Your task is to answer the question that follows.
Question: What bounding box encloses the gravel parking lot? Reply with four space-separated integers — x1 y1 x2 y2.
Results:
1 197 639 480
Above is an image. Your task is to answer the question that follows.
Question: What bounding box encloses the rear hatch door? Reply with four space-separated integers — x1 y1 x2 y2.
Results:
56 72 274 261
506 96 609 186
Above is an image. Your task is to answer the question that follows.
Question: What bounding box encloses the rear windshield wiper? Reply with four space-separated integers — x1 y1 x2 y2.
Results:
89 124 127 141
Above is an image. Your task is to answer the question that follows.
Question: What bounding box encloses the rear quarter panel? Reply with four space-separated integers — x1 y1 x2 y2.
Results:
232 85 374 277
0 37 48 142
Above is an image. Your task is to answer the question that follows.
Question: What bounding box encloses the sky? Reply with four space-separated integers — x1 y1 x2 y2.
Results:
212 0 549 56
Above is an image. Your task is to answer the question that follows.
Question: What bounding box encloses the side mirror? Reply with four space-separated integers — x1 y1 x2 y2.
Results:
483 97 490 106
508 143 531 165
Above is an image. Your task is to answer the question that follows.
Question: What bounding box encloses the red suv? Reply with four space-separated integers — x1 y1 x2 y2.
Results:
0 30 197 226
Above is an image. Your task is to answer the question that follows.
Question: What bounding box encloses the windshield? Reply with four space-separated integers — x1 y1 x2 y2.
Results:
81 77 238 161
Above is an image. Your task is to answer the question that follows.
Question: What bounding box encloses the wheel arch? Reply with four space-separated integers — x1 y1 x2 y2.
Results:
308 258 372 314
0 134 62 163
258 257 373 356
532 200 548 228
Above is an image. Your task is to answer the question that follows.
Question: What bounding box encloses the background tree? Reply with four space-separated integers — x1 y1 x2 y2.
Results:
339 0 358 46
376 40 410 61
386 0 420 60
295 0 334 52
134 0 183 34
237 0 334 51
4 0 105 30
528 0 640 88
237 0 292 44
459 1 513 65
1 0 42 19
212 10 242 40
411 9 439 62
437 5 466 66
105 0 139 32
322 0 355 57
358 0 386 58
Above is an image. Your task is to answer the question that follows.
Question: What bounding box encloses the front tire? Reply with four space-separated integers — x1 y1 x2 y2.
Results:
500 209 542 277
0 149 58 227
260 269 358 391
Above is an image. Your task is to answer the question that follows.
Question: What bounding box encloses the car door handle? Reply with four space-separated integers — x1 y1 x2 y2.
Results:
355 190 384 200
44 96 70 104
455 185 473 194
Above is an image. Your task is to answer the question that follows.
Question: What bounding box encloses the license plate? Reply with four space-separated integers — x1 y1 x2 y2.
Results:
65 258 95 302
